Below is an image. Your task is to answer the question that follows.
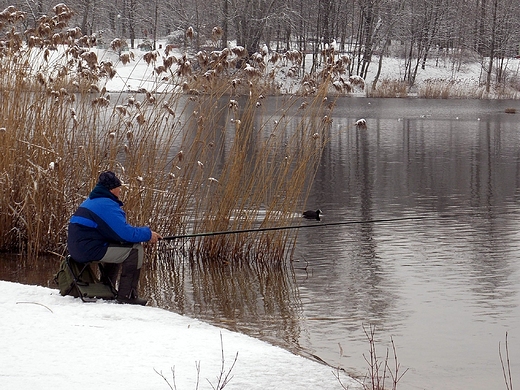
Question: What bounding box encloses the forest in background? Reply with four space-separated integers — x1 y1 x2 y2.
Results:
1 0 519 93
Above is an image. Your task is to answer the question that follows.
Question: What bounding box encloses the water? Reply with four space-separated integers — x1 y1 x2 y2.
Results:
2 97 520 390
290 98 520 389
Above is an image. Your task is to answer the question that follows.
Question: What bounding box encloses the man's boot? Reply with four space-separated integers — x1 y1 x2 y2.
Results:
117 249 147 306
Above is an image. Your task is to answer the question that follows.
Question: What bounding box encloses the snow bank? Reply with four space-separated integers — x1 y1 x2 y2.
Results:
0 281 359 390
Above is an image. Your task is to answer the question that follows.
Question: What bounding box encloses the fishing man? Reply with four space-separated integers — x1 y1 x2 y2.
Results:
67 171 162 305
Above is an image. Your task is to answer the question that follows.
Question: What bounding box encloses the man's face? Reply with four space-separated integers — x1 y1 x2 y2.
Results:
110 186 122 198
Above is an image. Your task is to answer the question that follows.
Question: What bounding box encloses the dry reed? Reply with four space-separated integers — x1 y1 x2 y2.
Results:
417 79 488 99
0 4 340 265
368 79 408 98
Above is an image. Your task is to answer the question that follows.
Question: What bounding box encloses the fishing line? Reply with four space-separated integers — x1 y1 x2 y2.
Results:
160 209 520 241
160 216 426 241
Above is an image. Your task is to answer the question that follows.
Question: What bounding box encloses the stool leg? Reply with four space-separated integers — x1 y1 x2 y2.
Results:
99 263 120 288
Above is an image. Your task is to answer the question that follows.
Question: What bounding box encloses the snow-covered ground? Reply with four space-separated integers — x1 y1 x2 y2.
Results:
0 281 360 390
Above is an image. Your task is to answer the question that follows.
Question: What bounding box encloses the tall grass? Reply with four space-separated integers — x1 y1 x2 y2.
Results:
0 4 337 264
417 79 488 99
370 77 519 99
367 79 408 98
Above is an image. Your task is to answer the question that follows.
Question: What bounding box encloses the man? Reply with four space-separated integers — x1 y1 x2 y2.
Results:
67 171 162 305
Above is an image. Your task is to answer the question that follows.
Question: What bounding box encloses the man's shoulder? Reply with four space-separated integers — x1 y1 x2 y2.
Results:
81 196 121 213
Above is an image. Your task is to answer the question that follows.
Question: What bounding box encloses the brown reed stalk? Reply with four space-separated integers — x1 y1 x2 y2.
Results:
186 86 332 264
0 4 338 265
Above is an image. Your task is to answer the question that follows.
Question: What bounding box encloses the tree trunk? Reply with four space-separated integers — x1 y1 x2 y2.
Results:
80 0 91 35
128 0 136 49
222 0 229 50
486 0 498 93
371 37 390 91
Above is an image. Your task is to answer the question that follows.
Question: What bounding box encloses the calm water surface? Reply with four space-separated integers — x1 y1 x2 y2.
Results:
290 98 520 390
2 97 520 390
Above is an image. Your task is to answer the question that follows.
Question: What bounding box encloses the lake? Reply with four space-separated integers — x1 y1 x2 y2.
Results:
1 97 519 390
286 97 520 390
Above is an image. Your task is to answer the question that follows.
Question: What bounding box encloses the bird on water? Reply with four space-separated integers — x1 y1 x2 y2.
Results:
303 209 322 220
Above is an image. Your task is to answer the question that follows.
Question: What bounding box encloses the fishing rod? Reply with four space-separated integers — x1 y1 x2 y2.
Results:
160 215 426 241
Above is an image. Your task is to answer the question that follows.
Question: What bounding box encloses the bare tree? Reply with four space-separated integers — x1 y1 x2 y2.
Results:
371 0 407 90
229 0 280 55
480 0 520 91
1 0 519 92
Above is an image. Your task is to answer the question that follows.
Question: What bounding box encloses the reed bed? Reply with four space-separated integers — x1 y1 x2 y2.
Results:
417 78 488 99
371 77 519 99
367 79 409 98
0 4 338 265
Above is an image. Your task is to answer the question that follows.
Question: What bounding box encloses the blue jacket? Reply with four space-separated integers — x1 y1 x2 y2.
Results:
67 184 152 263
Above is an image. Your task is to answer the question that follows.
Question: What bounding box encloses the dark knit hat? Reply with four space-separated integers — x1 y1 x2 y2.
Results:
98 171 122 190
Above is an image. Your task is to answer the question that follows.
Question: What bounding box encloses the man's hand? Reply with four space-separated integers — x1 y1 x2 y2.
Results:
149 231 162 244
